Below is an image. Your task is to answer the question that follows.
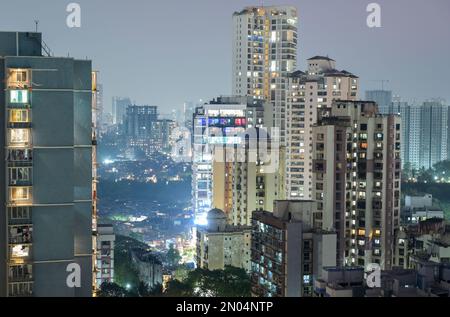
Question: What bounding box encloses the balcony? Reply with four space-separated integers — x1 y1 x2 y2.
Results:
7 69 31 89
8 206 32 225
9 243 32 260
7 128 32 148
8 264 33 283
8 186 33 206
7 149 33 162
8 108 32 129
9 167 33 186
8 281 33 297
8 89 30 105
9 225 33 244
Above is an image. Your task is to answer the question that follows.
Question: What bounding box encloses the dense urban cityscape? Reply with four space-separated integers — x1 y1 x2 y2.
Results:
1 0 450 304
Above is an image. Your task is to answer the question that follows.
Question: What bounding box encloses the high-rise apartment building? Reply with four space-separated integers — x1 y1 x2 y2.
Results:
393 98 449 169
0 31 96 296
123 105 158 156
96 224 115 288
232 6 298 142
251 200 336 297
419 100 448 169
112 96 132 125
216 129 281 227
192 96 272 225
391 97 418 168
365 90 393 115
151 119 175 154
311 100 402 269
285 56 359 200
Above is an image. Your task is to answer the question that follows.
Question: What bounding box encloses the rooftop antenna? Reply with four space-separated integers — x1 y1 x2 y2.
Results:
34 20 39 33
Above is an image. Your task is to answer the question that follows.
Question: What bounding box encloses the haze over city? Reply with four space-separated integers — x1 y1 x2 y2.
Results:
2 0 450 303
1 0 449 113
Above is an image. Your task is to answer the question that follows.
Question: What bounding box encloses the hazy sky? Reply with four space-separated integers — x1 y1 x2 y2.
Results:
1 0 449 113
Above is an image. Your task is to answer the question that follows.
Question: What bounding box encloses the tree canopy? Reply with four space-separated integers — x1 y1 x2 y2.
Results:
164 266 251 297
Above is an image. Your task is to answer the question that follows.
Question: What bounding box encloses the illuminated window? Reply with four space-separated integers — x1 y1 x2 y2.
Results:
9 129 30 146
270 61 277 72
7 69 30 88
10 90 29 103
9 187 32 202
11 245 30 258
9 109 30 123
358 229 366 236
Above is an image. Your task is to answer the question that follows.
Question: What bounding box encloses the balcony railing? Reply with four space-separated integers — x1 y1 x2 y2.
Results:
8 186 33 206
7 128 32 148
8 264 33 283
9 225 33 244
9 244 32 260
8 281 33 297
7 69 31 89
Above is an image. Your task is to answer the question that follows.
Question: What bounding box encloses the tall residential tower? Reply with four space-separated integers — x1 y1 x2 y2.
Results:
312 100 401 269
232 6 298 142
285 56 359 200
0 31 96 297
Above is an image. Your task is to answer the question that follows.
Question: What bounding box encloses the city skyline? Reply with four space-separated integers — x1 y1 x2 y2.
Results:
1 1 450 301
0 0 449 113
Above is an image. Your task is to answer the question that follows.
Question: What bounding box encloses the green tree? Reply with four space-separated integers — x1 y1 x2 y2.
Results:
97 282 128 297
417 167 433 183
164 266 251 297
166 244 182 268
164 279 194 297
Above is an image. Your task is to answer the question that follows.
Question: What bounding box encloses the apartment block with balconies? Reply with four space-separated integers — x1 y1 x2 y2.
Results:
311 100 401 269
0 31 95 297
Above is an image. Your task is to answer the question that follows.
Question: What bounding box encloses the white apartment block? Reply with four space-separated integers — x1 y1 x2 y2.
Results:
285 56 359 200
232 6 298 142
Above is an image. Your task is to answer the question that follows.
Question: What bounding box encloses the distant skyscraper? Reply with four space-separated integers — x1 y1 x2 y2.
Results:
0 31 96 296
232 6 298 142
285 56 359 200
394 98 449 169
151 119 176 154
419 100 448 169
112 96 132 125
312 100 401 269
365 90 393 115
123 105 158 156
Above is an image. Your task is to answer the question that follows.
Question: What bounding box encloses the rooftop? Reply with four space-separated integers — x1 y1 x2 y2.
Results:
308 55 335 61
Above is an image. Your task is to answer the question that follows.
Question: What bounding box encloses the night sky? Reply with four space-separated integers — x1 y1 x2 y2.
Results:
1 0 449 113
